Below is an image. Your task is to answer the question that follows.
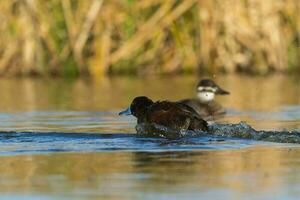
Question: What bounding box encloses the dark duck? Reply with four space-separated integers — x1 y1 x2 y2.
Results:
180 79 230 120
119 96 208 139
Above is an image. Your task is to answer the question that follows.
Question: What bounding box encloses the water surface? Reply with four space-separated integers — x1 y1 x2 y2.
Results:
0 75 300 199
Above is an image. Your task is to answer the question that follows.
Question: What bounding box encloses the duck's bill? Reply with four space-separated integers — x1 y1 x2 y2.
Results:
215 87 230 95
119 107 132 116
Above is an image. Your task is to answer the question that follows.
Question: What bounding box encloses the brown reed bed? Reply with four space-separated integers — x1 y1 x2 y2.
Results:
0 0 299 77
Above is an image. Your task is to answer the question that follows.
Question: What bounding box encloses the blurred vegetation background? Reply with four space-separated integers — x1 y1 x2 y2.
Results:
0 0 299 77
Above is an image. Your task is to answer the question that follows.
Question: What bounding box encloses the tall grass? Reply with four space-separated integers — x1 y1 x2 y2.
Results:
0 0 299 77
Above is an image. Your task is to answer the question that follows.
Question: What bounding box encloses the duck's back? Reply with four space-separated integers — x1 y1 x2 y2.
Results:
145 101 207 131
180 99 225 119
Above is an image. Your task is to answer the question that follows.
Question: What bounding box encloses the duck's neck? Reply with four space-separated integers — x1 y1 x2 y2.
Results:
134 105 152 122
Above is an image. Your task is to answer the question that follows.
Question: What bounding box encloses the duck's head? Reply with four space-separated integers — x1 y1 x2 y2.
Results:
119 96 154 118
196 79 230 102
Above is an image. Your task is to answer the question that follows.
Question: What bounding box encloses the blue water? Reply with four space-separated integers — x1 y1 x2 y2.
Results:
0 111 257 156
0 131 263 156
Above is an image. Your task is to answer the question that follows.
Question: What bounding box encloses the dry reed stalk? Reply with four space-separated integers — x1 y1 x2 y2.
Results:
73 0 103 72
109 1 175 65
0 44 17 74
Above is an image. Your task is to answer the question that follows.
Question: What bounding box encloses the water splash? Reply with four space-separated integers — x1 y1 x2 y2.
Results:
136 121 300 143
209 121 300 143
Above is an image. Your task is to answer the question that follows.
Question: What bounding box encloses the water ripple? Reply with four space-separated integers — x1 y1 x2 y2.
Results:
0 111 299 156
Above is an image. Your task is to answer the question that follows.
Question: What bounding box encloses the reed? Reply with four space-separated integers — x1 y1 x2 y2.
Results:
0 0 299 77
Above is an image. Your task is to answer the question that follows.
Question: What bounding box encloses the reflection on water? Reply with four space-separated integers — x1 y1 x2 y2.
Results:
0 75 300 130
0 147 300 200
0 75 300 199
0 111 135 133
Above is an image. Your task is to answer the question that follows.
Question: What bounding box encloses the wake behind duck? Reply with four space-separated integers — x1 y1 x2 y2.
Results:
135 121 300 144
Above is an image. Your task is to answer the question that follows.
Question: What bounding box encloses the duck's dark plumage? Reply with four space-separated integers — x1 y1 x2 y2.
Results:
146 101 208 131
180 98 225 119
119 96 208 132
